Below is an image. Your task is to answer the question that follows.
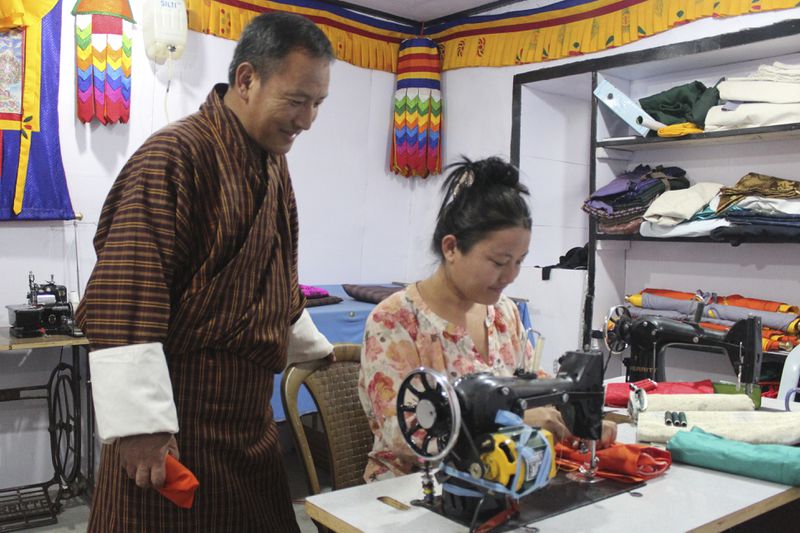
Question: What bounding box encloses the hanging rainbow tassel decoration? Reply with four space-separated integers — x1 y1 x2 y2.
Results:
391 38 442 178
72 0 133 124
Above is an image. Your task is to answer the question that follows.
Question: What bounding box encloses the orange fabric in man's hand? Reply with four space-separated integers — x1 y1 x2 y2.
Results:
555 442 672 483
157 454 200 509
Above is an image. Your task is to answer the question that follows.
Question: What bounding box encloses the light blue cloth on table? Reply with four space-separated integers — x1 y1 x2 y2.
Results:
667 427 800 486
273 284 378 422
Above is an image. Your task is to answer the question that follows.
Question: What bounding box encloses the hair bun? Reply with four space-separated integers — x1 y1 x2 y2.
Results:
473 157 519 188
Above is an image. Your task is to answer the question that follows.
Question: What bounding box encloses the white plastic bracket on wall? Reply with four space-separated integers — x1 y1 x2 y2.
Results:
594 79 665 137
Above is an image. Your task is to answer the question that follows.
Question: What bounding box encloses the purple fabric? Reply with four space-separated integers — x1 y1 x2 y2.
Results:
300 284 330 299
585 165 688 216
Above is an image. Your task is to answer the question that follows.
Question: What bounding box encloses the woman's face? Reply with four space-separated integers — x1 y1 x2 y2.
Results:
443 226 531 305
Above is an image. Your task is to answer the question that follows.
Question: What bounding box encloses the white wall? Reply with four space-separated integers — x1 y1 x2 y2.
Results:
3 1 800 485
429 8 800 368
0 0 409 485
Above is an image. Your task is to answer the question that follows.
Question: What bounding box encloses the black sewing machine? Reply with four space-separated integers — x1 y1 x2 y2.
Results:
604 304 762 394
396 350 605 527
6 272 75 338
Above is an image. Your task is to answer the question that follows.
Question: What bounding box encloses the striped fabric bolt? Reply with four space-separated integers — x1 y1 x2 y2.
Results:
391 38 442 178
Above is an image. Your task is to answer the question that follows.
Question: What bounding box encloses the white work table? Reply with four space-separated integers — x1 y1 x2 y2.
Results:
306 398 800 532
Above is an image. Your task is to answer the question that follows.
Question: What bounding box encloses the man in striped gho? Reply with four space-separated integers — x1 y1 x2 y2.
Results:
77 12 335 532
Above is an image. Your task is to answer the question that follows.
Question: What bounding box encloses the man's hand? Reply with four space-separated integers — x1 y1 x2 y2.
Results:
118 433 179 489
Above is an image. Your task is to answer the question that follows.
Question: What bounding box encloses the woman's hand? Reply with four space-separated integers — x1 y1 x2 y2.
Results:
525 407 617 449
523 406 569 442
599 419 617 448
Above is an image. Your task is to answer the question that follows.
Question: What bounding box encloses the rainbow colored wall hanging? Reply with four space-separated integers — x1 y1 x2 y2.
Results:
73 0 134 124
391 38 442 178
0 0 73 219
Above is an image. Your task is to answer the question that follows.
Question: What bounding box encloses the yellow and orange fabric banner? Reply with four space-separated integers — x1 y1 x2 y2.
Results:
186 0 799 72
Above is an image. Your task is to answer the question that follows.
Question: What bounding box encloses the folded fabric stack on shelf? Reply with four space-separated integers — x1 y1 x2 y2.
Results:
637 172 800 243
708 173 800 244
638 181 728 237
625 287 800 353
705 61 800 132
582 164 689 234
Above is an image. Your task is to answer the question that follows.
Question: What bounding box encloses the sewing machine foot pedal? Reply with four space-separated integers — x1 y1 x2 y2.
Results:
0 485 58 532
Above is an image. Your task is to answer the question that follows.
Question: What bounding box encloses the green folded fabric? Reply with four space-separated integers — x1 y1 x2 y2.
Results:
667 427 800 486
712 382 761 409
639 81 719 127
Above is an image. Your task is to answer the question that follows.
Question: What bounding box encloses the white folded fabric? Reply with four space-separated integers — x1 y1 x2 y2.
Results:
89 342 179 443
637 410 800 445
726 61 800 83
643 182 723 226
704 103 800 132
642 393 755 413
734 196 800 216
286 309 334 365
639 217 729 238
718 80 800 103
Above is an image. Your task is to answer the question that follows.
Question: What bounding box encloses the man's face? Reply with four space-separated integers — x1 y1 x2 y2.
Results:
239 50 330 154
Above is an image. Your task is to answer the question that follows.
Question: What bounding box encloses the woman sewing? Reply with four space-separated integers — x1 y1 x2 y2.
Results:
358 156 616 482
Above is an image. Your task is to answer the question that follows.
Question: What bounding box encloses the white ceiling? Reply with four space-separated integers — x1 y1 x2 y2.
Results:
346 0 503 22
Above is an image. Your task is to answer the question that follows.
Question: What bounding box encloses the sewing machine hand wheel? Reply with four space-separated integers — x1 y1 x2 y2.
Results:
396 368 461 462
605 305 631 354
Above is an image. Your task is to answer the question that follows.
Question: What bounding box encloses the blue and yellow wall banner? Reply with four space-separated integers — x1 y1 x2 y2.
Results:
0 0 73 219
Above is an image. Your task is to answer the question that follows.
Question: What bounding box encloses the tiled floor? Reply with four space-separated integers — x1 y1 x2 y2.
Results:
17 426 325 533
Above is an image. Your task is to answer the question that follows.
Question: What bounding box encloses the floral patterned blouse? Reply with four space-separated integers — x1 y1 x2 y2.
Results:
357 283 536 482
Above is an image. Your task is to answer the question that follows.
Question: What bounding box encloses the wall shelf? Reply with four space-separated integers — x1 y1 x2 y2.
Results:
595 234 800 244
597 122 800 151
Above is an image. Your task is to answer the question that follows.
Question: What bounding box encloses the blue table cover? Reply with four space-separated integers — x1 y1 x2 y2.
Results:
272 285 533 422
273 285 378 421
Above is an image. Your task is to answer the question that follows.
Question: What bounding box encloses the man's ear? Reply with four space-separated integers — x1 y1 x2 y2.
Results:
233 62 256 99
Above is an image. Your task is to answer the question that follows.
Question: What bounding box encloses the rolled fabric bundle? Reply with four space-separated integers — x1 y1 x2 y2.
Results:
637 410 800 445
667 427 800 486
642 392 754 413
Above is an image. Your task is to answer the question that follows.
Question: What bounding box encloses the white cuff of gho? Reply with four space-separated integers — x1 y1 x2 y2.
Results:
287 309 334 365
89 342 179 444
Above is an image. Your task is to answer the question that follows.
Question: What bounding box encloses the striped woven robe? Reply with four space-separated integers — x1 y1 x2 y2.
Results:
76 85 304 532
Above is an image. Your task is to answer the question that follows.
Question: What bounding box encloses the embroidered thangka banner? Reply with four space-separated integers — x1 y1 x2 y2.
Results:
391 38 442 178
186 0 798 72
0 0 73 219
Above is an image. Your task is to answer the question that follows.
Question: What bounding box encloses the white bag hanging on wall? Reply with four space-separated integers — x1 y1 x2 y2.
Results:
142 0 187 64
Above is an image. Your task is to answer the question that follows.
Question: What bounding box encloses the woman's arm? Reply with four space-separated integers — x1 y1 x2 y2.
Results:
359 304 424 474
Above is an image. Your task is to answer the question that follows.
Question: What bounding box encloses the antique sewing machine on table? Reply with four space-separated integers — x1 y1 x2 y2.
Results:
396 350 629 532
5 272 80 338
604 303 763 395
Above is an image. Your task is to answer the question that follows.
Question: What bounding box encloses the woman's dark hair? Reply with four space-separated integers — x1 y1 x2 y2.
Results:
228 12 334 86
432 156 531 260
